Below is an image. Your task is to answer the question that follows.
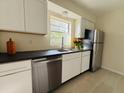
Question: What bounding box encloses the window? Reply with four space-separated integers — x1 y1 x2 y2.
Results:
50 16 71 48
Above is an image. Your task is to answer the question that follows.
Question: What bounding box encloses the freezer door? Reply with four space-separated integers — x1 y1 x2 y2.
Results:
92 43 103 72
94 30 104 43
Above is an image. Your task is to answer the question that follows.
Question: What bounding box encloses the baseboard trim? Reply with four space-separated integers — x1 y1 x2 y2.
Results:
102 66 124 76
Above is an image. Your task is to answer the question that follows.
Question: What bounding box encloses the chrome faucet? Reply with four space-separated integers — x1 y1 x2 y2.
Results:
61 37 64 49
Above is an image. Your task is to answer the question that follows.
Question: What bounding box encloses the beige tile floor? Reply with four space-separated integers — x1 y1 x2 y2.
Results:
52 69 124 93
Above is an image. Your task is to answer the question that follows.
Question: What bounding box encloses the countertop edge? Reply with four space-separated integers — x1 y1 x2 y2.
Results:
0 49 92 64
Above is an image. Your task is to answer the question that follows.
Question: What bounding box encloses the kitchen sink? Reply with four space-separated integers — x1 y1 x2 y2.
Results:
57 49 72 52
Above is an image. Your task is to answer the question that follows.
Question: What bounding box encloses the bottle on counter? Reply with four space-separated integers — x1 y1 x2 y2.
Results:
6 38 16 55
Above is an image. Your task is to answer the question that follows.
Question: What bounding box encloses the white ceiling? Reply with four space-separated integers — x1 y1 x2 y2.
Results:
71 0 124 15
48 1 81 19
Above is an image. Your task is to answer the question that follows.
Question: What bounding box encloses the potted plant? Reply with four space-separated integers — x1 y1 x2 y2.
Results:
73 38 82 50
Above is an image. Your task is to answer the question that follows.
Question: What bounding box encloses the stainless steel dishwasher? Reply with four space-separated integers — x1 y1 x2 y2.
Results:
32 56 62 93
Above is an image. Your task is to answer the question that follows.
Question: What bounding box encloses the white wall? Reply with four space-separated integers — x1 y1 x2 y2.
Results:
96 9 124 75
0 31 50 52
0 1 96 52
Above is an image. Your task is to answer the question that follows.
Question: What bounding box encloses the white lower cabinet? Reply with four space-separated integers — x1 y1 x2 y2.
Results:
62 52 81 83
0 60 32 93
81 51 91 73
62 51 91 83
0 70 32 93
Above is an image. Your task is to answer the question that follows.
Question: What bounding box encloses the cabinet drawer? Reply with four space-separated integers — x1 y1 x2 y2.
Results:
63 52 81 61
82 51 91 56
0 60 31 76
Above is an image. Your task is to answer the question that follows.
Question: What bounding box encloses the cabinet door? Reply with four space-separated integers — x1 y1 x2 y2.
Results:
0 70 32 93
75 19 82 38
25 0 47 34
81 55 90 73
85 20 94 30
83 19 94 30
62 58 81 83
0 0 25 32
81 19 95 38
81 19 86 38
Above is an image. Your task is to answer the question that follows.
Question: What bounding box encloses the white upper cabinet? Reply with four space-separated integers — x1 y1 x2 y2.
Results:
0 0 25 32
82 19 95 30
75 19 82 38
81 19 95 38
24 0 47 34
85 20 94 30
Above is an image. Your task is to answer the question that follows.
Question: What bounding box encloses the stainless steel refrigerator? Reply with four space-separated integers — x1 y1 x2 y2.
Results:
84 29 104 72
91 30 104 72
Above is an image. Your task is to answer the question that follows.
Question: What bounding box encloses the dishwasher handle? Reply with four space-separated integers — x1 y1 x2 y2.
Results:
32 57 62 63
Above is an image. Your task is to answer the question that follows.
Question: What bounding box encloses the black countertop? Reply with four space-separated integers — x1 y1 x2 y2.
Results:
0 47 92 64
